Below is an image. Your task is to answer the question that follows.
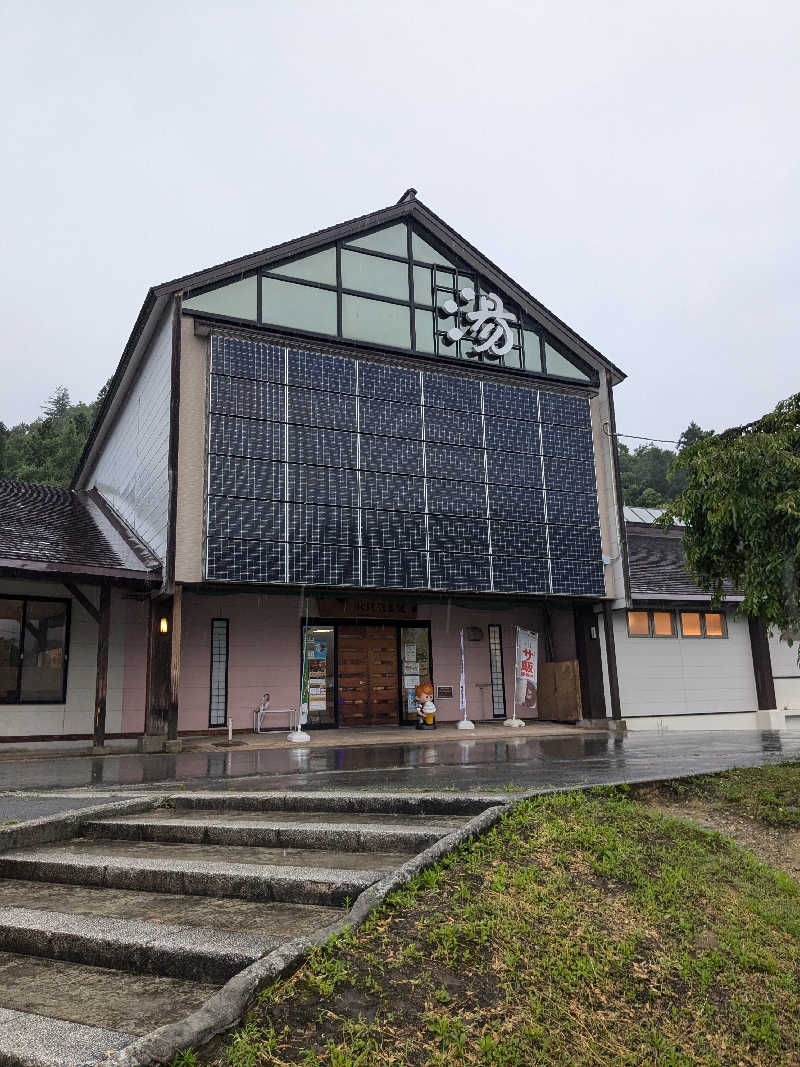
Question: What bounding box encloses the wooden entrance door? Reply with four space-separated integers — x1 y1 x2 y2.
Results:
337 625 399 726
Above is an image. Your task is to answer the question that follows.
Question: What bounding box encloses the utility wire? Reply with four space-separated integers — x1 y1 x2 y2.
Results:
602 423 679 446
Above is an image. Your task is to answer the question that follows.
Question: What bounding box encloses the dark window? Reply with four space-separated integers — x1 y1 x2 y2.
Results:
488 624 506 717
0 596 69 704
209 619 229 726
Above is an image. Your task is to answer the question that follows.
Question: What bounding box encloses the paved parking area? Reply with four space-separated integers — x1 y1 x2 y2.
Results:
0 729 798 816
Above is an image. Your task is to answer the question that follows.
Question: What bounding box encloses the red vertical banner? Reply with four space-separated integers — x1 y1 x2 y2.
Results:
515 628 539 716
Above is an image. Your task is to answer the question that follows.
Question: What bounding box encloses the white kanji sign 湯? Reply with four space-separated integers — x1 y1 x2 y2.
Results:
439 287 517 358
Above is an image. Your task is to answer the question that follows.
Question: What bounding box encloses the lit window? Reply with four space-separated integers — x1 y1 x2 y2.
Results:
652 611 675 637
627 611 650 637
680 612 702 637
705 613 726 638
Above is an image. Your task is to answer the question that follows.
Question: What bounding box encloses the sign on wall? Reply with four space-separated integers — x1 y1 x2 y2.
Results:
514 627 539 716
438 287 516 358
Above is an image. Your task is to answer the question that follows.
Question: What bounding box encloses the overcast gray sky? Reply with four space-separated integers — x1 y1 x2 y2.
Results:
1 1 797 445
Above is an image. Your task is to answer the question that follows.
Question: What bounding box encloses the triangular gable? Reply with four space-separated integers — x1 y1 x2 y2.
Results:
180 204 601 385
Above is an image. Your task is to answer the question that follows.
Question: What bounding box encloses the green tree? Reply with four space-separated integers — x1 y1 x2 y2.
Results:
0 382 108 487
619 422 715 506
677 420 714 451
662 395 800 636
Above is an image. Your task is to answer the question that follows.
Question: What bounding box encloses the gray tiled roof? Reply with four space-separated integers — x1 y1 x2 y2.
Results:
625 517 739 601
0 478 161 583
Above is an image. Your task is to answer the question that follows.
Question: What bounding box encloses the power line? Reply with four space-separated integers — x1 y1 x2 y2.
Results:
602 423 679 446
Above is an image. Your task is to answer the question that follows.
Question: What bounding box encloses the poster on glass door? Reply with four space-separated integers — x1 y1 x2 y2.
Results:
514 628 539 716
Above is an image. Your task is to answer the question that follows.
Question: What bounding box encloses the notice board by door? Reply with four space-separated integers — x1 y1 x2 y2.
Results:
336 625 399 726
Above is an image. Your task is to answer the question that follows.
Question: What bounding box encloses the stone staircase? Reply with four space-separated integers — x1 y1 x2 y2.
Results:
0 791 492 1066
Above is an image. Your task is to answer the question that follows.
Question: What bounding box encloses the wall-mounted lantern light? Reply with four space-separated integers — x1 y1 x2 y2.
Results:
159 617 169 634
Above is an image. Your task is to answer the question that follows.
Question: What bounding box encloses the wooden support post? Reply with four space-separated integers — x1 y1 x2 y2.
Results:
93 583 112 750
748 617 776 710
168 584 182 741
601 602 622 720
142 596 172 751
574 605 607 720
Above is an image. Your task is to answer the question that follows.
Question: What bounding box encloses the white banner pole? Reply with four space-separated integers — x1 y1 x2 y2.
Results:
288 597 311 743
457 628 475 731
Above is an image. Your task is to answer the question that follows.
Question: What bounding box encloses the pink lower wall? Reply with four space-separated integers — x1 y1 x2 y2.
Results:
168 591 578 732
179 592 303 732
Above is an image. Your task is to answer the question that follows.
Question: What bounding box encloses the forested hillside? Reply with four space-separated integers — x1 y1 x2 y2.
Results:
0 383 109 487
619 421 713 507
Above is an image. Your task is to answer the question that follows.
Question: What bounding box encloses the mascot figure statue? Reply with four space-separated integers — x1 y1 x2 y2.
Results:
414 682 436 730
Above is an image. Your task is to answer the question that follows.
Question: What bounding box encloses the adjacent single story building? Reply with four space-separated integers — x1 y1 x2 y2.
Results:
606 507 799 731
0 192 793 748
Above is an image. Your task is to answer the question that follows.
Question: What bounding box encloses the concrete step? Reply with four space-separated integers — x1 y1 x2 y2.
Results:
84 811 461 851
0 843 391 906
0 907 273 983
0 951 217 1038
0 1007 132 1067
0 877 343 939
171 790 503 817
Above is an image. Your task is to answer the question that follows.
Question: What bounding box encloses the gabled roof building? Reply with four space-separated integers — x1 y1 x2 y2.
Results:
1 192 792 747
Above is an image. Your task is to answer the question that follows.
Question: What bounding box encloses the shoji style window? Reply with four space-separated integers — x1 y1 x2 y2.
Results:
209 619 229 726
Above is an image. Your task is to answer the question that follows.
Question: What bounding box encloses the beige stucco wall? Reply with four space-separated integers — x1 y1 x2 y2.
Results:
174 316 209 584
590 375 625 602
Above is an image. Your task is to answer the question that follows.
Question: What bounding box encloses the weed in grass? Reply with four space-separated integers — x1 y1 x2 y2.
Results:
300 948 354 998
225 1020 276 1067
171 1051 199 1067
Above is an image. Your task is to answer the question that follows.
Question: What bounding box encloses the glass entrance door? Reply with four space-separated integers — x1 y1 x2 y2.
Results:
303 626 336 726
399 626 432 724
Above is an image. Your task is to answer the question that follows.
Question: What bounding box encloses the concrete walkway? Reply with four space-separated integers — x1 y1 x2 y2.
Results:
1 728 799 822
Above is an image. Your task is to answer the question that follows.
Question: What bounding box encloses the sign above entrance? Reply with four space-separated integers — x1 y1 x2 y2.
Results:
316 597 418 620
439 288 516 358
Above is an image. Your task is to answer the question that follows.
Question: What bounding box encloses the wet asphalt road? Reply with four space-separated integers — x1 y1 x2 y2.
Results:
1 729 799 823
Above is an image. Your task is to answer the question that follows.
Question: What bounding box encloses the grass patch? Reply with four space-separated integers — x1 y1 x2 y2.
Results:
630 760 800 827
192 776 800 1066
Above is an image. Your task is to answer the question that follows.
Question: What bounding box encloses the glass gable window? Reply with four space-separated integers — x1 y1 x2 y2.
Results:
183 221 597 382
342 294 410 348
0 597 69 704
183 277 257 321
341 249 409 300
271 248 337 285
261 277 337 335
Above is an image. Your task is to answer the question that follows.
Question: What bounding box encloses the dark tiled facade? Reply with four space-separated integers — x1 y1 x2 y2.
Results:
205 336 605 595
